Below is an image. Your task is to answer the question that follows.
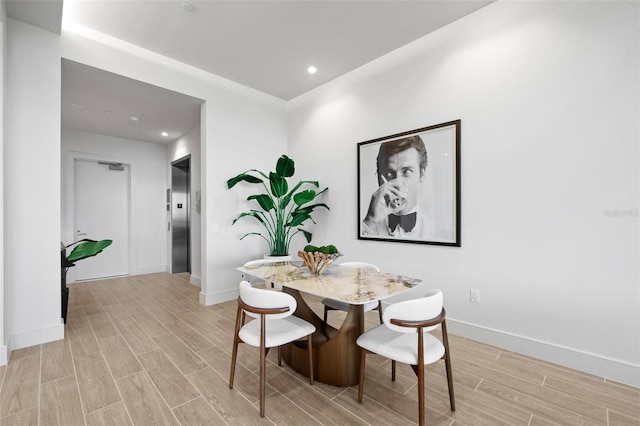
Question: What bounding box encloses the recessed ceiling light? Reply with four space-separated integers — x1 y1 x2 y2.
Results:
71 103 84 109
103 110 112 114
307 66 317 74
161 132 169 137
130 116 140 124
183 3 194 11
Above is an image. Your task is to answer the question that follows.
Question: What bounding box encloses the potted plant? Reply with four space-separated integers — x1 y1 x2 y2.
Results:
227 154 329 257
61 239 112 323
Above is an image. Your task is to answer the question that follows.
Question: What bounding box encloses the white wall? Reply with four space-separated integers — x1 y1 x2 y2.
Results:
287 1 639 386
4 18 63 352
0 5 6 364
167 124 202 285
61 129 168 278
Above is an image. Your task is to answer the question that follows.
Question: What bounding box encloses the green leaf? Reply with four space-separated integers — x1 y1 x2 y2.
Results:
239 232 265 241
61 238 96 251
293 189 316 206
66 239 112 263
231 211 265 225
316 187 328 196
301 229 312 243
318 244 338 254
287 180 319 197
295 203 330 214
227 173 263 189
247 194 274 212
280 192 293 210
275 155 295 178
269 172 288 197
288 211 311 227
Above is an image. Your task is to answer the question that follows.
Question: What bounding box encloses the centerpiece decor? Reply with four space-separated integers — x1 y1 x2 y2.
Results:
227 155 329 256
298 244 341 274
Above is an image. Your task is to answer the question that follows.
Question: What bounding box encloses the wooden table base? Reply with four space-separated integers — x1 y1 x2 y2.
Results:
281 288 364 386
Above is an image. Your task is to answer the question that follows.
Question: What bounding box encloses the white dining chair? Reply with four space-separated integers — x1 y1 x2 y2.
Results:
321 262 383 323
356 289 455 426
229 281 315 417
242 259 279 288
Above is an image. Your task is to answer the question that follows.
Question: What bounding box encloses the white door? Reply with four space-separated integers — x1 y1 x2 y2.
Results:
73 159 130 281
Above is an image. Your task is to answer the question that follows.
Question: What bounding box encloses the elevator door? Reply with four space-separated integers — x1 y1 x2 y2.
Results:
171 157 190 273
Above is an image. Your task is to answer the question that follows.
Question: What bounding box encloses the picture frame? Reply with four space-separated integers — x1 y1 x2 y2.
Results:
357 120 461 246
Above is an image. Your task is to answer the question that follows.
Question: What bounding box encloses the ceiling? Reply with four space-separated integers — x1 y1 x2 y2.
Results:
61 59 203 145
5 0 493 144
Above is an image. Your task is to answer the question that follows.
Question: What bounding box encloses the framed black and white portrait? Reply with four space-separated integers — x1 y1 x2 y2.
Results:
357 120 461 246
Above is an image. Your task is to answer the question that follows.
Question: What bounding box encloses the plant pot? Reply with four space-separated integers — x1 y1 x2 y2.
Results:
263 254 292 262
61 287 69 324
61 248 71 324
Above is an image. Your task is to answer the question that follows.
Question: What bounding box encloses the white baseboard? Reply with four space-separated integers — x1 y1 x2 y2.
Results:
448 318 640 388
199 287 238 306
136 265 166 275
190 274 201 287
9 320 65 354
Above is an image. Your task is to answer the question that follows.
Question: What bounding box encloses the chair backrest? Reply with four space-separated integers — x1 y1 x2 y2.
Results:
339 262 381 272
382 289 443 333
239 281 296 320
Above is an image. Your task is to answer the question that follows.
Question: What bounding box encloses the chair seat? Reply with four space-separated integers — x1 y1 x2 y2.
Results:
239 315 316 348
357 324 445 365
322 298 378 312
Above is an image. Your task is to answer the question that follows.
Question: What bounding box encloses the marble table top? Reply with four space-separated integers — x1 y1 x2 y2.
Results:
237 261 422 305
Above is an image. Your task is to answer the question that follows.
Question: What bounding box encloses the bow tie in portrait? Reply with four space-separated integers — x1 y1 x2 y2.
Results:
388 212 417 232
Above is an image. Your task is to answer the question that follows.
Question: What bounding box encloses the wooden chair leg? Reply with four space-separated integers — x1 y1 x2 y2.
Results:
417 363 425 426
442 320 455 411
358 349 366 403
323 305 329 323
277 346 282 366
307 334 314 385
377 300 383 324
229 339 239 389
417 329 425 426
259 316 266 417
229 304 243 389
391 360 396 381
444 353 455 411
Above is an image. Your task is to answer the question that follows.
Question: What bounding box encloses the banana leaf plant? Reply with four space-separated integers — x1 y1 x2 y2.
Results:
61 238 112 323
61 239 113 281
227 155 329 256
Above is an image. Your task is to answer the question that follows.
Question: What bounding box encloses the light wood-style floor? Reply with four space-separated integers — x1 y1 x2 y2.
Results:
0 273 638 425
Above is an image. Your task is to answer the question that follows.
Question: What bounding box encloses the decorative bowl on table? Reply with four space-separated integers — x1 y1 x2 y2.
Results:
298 245 342 274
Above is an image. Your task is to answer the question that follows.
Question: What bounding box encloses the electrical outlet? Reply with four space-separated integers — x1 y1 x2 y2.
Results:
470 289 480 303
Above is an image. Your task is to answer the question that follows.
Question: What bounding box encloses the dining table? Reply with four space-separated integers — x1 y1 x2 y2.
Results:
237 260 422 386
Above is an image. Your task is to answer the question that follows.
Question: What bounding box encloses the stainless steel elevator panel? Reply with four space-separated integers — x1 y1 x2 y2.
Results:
171 158 190 273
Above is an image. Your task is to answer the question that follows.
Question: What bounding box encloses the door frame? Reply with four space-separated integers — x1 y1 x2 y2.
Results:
64 151 134 283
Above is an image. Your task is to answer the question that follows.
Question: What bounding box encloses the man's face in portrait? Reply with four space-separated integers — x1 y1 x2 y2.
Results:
378 147 424 215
